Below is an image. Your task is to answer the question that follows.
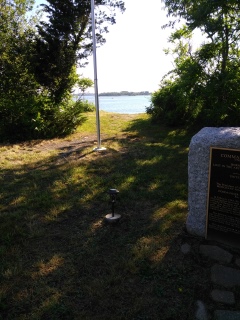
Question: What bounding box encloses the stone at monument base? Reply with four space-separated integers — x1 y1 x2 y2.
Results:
186 127 240 238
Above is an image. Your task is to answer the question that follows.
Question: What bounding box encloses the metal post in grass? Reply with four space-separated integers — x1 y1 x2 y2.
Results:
91 0 106 151
105 189 121 222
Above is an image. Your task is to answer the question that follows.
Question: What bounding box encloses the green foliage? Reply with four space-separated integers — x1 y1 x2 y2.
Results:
77 77 94 95
34 0 125 104
0 93 89 140
78 99 95 112
31 96 88 138
0 21 92 140
0 0 125 141
0 0 39 139
147 80 184 126
149 0 240 127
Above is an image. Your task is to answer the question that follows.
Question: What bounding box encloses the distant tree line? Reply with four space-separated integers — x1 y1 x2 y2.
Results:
99 91 151 96
0 0 125 141
148 0 240 127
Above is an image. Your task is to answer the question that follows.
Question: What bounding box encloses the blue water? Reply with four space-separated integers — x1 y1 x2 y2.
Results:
83 95 151 114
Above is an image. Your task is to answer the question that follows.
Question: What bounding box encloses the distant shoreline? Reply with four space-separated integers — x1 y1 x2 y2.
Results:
99 91 151 96
78 91 151 97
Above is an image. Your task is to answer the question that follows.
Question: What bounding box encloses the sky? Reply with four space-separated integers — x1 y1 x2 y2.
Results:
33 0 177 94
80 0 174 93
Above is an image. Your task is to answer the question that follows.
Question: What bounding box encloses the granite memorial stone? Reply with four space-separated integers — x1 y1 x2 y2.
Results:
186 127 240 237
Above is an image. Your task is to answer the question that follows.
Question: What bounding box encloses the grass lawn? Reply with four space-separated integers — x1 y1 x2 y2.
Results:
0 112 210 319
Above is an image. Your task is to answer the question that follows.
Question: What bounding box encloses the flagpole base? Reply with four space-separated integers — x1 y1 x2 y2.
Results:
105 213 121 223
93 147 106 151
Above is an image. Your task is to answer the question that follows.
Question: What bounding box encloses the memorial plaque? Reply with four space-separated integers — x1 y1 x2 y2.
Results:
206 147 240 249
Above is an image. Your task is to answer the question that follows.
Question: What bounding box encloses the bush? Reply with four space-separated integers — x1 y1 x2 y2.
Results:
77 99 95 112
0 96 92 141
148 64 240 128
147 80 191 126
33 99 86 138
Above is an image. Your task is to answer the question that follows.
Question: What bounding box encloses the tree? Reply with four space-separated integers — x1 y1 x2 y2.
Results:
0 0 125 140
34 0 125 104
0 0 39 138
148 0 240 126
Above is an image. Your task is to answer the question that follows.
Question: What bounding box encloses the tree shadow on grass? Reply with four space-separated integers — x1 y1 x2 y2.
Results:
0 120 210 320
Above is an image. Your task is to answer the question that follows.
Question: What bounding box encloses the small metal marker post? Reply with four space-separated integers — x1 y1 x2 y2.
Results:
91 0 106 151
105 189 121 222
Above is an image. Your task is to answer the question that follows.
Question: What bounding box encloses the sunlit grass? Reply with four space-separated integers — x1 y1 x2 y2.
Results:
0 112 206 319
32 254 65 278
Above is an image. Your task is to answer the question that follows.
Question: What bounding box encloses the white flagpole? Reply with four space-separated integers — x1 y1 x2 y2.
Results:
91 0 106 151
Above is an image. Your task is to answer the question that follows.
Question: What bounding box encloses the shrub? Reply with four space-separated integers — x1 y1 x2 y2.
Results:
147 80 190 126
0 95 92 141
